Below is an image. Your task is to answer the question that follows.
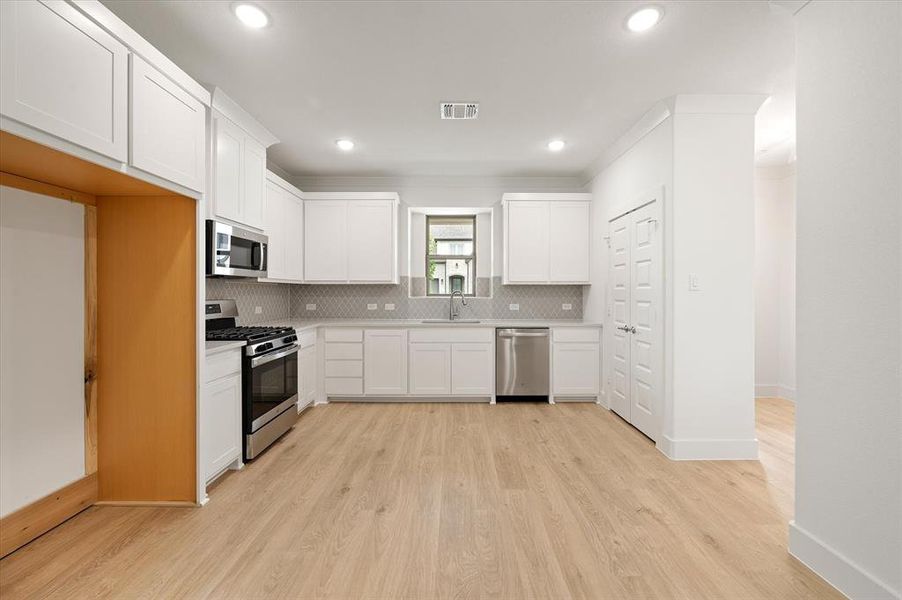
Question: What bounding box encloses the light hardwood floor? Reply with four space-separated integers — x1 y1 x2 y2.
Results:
0 398 840 599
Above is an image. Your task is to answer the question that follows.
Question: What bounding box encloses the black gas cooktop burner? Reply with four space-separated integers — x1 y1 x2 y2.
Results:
206 325 296 344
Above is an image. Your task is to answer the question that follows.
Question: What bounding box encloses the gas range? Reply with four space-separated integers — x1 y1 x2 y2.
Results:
205 300 300 460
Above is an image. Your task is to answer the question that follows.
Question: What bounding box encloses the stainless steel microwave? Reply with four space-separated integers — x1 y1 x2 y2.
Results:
205 220 268 277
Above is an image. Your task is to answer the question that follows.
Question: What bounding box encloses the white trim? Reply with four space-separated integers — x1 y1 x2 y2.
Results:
501 192 593 202
210 88 278 148
755 384 796 401
303 191 400 202
582 102 671 183
266 169 303 197
657 435 759 460
789 521 901 600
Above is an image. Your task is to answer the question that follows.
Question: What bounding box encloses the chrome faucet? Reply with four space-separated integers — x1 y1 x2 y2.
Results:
449 290 467 320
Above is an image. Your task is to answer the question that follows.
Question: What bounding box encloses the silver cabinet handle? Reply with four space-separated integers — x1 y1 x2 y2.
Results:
497 330 549 338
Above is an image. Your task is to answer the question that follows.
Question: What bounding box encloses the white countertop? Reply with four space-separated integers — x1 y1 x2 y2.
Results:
251 318 602 333
205 339 246 356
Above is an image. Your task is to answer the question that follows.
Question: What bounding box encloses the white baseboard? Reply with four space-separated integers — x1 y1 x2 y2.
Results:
657 435 759 460
755 383 796 401
789 521 900 600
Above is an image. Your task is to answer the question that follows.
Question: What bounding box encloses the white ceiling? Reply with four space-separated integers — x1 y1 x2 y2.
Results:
102 0 796 178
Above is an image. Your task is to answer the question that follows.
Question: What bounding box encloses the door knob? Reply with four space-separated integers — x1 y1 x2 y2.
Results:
630 326 637 334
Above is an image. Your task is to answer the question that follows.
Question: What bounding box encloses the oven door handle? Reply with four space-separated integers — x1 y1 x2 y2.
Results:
251 344 299 367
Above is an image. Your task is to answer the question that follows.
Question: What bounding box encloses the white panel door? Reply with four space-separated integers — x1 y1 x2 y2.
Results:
0 0 128 161
608 212 631 420
304 201 348 281
129 55 205 192
262 181 285 279
364 330 408 395
506 201 549 282
202 373 241 482
213 115 243 224
552 343 600 396
451 343 493 395
409 343 451 396
285 193 304 281
242 137 266 230
628 202 660 441
549 202 590 283
347 201 394 282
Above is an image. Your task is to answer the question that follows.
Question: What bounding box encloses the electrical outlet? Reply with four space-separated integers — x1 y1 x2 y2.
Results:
254 306 262 314
562 303 572 311
367 303 377 310
306 303 316 311
384 303 396 311
689 274 701 291
509 303 520 311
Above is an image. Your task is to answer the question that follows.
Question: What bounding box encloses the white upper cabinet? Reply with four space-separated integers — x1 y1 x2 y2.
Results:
129 55 205 192
503 194 592 285
0 0 128 161
262 171 303 283
209 88 278 231
304 193 399 284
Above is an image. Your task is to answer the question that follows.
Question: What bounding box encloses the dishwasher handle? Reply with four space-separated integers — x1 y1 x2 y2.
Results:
497 329 549 338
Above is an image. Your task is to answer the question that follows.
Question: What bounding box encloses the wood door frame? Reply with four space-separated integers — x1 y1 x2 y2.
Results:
606 187 665 442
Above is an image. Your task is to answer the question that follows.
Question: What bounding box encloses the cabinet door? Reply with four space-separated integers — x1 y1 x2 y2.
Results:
262 181 285 279
129 55 205 192
552 343 599 396
202 373 242 482
409 343 451 396
285 193 304 281
347 201 395 282
300 346 317 408
549 202 590 283
451 343 493 395
213 115 244 223
243 137 266 229
364 330 408 395
304 201 348 281
0 0 128 161
506 201 549 282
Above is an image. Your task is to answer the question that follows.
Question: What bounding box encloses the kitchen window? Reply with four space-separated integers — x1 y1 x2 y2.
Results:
426 215 476 296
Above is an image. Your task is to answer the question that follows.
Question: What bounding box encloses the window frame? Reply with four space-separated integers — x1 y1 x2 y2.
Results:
425 214 477 297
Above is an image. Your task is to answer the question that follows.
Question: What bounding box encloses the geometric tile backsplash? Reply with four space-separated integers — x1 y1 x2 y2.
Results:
207 276 583 324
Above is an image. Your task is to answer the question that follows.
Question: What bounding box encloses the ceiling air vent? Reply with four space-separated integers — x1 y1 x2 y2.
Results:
440 102 479 120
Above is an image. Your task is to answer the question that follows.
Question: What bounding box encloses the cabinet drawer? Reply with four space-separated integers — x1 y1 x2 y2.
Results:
205 349 241 383
325 378 363 395
297 330 317 348
552 328 600 343
409 327 493 344
325 360 363 377
324 328 363 342
325 343 363 360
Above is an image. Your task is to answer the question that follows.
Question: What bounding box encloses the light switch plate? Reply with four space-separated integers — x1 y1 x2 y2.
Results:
509 303 520 311
689 274 701 291
562 303 572 311
306 303 316 311
367 303 378 310
254 306 262 314
384 303 395 311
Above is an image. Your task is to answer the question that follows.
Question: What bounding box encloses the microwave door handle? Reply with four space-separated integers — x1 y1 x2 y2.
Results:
251 344 299 368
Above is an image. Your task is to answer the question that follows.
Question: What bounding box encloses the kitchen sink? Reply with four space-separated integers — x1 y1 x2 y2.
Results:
420 319 481 324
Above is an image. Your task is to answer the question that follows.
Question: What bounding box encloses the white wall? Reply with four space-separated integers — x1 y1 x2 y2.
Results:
754 164 796 400
790 2 901 599
0 186 86 517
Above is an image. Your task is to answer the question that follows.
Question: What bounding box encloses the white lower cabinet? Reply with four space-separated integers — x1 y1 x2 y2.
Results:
551 328 601 399
297 332 317 412
364 329 408 395
451 343 494 395
202 350 242 485
409 343 452 396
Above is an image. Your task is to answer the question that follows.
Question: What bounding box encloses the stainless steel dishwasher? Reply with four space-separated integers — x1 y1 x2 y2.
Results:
495 328 550 398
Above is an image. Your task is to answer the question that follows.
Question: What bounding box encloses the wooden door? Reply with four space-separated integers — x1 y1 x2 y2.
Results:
628 202 660 441
608 212 631 420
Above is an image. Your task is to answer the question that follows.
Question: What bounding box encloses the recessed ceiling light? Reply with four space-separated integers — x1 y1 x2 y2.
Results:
336 139 355 151
233 3 269 29
626 6 662 33
547 140 566 152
